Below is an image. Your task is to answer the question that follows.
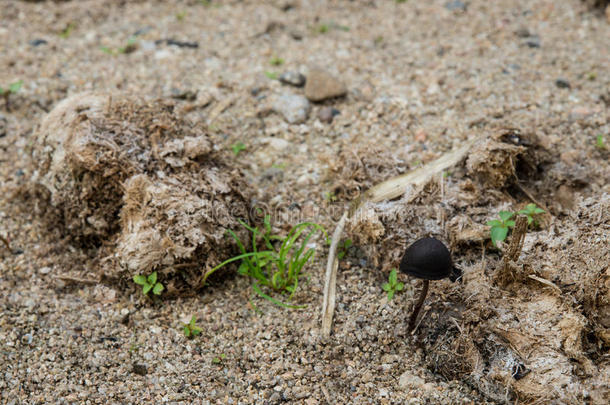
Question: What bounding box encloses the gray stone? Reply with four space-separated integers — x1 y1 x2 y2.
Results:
279 71 306 87
445 1 467 11
317 107 340 123
399 371 425 389
305 68 347 102
272 93 310 124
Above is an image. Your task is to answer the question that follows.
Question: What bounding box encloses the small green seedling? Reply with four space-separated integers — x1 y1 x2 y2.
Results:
382 268 404 300
204 215 327 309
231 142 247 156
517 203 545 228
323 191 337 203
264 71 279 80
0 80 23 111
596 135 606 150
212 353 226 364
176 11 187 21
269 56 284 66
337 239 352 260
59 22 75 39
316 24 329 34
487 211 515 247
133 271 164 296
101 36 137 55
182 316 202 338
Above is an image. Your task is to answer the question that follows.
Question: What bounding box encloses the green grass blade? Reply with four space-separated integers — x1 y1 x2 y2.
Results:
202 252 268 286
252 283 306 309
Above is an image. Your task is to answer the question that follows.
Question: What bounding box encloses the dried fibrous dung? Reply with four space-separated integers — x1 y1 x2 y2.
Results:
582 0 610 9
344 130 608 403
466 131 526 189
31 92 251 290
323 146 406 201
420 196 610 404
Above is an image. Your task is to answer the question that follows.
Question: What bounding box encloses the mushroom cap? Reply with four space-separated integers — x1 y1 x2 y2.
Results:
399 237 453 280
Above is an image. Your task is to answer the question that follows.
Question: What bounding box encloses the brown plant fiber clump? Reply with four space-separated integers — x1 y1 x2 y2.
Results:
31 93 250 291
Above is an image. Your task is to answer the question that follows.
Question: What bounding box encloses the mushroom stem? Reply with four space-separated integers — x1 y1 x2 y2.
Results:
407 279 429 332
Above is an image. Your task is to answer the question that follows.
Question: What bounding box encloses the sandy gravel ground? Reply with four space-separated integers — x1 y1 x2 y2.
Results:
1 0 609 404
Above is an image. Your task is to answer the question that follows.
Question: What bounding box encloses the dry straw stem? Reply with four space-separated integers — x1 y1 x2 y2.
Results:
321 137 479 338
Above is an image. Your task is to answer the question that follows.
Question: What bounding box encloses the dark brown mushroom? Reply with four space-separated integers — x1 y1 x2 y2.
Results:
399 237 461 332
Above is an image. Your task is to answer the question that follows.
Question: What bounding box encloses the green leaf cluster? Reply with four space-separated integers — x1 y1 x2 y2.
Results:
269 56 284 66
0 80 23 95
203 215 328 309
182 316 202 338
133 271 164 296
517 203 545 227
337 239 352 260
231 142 246 156
487 204 545 247
382 268 404 301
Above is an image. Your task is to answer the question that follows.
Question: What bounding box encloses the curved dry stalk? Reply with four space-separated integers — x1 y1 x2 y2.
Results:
320 137 478 338
321 212 347 338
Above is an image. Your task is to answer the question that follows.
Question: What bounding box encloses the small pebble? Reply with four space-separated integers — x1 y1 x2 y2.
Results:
132 363 148 376
555 78 571 89
515 27 531 38
305 68 347 102
156 38 199 48
317 107 340 123
399 371 425 389
279 71 306 87
445 0 467 11
272 93 311 124
0 114 7 138
29 39 48 47
525 36 541 48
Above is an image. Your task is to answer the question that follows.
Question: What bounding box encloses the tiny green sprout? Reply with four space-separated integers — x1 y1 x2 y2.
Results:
8 80 23 94
323 191 337 202
212 353 226 364
118 36 137 54
587 72 597 81
0 80 23 96
487 211 515 247
182 316 202 338
264 71 279 80
396 0 409 3
596 135 606 150
269 56 284 66
176 11 187 21
517 203 545 228
382 268 404 301
0 80 23 111
337 239 352 260
316 24 329 34
231 141 247 156
133 271 164 296
101 37 137 55
59 22 75 39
